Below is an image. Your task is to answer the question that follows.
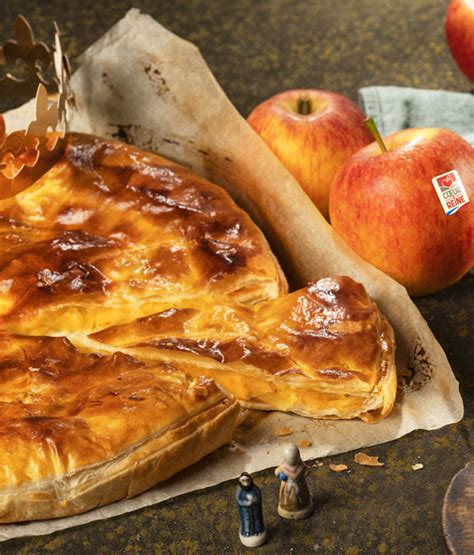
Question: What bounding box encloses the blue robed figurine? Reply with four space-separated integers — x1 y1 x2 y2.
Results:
236 472 267 547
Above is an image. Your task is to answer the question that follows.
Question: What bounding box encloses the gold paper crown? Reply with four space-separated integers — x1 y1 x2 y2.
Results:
0 15 74 185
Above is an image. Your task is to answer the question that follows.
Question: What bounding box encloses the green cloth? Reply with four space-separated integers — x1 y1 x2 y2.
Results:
359 86 474 145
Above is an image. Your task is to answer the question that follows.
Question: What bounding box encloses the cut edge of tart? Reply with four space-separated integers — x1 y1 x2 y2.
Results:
86 276 397 423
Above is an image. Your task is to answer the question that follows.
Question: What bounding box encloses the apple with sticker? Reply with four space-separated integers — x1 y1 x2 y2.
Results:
329 124 474 296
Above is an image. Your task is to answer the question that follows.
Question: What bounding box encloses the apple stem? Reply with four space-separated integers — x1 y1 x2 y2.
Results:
365 117 387 153
297 98 312 115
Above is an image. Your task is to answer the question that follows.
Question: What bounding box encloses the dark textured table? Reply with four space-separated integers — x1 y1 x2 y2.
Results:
0 1 472 553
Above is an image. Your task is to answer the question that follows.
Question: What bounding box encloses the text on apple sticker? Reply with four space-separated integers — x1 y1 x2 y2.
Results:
431 170 470 216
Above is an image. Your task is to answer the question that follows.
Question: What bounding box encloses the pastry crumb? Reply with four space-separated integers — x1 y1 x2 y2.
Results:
191 384 209 399
272 427 293 437
329 464 349 473
228 441 245 454
298 439 313 449
354 452 384 467
412 463 424 471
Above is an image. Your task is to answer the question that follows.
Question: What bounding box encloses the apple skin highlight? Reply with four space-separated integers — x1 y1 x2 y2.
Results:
329 128 474 296
247 89 372 219
446 0 474 81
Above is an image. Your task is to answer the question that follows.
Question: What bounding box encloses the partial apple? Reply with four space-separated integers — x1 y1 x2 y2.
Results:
446 0 474 81
329 128 474 296
247 89 372 219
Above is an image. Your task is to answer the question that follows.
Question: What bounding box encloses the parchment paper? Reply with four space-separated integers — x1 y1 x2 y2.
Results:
1 9 464 541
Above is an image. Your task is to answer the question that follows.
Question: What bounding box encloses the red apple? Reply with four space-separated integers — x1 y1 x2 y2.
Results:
247 89 372 219
329 128 474 296
446 0 474 81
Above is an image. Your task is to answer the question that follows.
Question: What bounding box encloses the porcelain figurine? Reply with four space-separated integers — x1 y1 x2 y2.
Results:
236 472 267 547
275 443 314 520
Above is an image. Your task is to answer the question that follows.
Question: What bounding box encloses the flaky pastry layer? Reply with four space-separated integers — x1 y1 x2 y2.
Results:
88 276 397 422
0 134 397 524
0 334 241 523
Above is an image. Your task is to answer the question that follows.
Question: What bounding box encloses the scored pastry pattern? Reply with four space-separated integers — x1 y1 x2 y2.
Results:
0 133 396 522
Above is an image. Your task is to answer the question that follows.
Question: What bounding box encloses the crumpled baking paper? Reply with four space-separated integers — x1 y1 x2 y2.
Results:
1 9 463 541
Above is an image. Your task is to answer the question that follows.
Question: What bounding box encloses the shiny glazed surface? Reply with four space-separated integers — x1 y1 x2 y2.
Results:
0 332 228 489
0 133 286 335
0 134 395 519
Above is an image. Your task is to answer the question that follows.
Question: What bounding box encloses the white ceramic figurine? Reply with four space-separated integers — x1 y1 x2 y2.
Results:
274 443 314 520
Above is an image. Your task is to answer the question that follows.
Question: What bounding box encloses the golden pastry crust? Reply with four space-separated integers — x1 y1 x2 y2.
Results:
89 276 397 422
0 334 241 523
0 133 287 336
0 135 397 523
